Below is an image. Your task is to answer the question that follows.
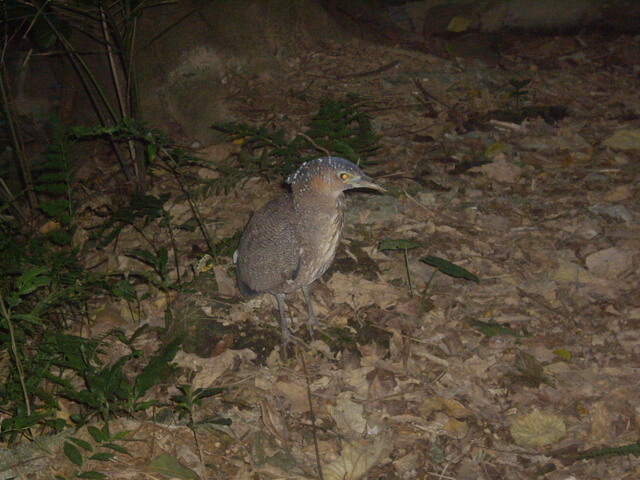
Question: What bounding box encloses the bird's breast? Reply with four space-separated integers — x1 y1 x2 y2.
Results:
297 202 345 283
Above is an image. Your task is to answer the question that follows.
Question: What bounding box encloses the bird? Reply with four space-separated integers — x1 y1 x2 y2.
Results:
234 156 386 345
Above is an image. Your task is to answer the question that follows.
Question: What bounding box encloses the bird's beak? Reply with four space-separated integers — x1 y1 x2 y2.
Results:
354 175 387 193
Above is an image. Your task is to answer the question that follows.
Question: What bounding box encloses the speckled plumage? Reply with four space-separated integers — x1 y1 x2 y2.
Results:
235 156 385 344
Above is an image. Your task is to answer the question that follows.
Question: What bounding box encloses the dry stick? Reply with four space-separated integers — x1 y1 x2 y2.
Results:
424 468 458 480
167 222 182 287
39 14 134 180
101 7 146 182
336 59 400 79
274 395 318 479
403 190 481 234
100 6 126 120
0 178 27 224
412 77 452 111
299 349 324 480
403 247 415 298
100 6 140 182
297 132 331 157
291 78 315 98
160 147 214 252
0 296 33 442
191 424 208 480
419 269 437 314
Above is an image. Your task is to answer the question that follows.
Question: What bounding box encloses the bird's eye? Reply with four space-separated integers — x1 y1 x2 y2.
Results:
339 172 351 181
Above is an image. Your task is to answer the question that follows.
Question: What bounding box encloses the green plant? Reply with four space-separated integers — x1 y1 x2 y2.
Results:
508 78 531 108
210 230 242 260
0 231 181 443
210 94 381 193
307 94 380 159
171 384 228 429
60 423 133 480
420 255 479 283
72 120 215 258
0 267 54 440
0 111 203 449
171 384 229 479
468 319 519 338
35 130 78 246
60 335 180 425
0 265 100 443
576 440 640 460
379 239 421 298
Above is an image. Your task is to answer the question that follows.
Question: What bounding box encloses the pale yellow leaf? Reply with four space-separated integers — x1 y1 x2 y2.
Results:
324 436 392 480
510 410 566 447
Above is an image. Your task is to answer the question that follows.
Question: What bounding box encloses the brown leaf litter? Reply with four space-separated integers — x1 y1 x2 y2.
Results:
9 33 640 480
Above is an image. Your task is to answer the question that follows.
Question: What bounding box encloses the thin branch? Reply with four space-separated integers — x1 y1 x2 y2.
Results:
100 5 140 182
300 351 324 480
297 132 331 157
336 59 400 79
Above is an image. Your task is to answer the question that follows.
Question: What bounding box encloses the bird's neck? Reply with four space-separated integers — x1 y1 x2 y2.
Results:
293 190 345 215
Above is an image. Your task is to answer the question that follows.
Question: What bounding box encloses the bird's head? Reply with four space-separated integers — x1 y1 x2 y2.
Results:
287 157 386 198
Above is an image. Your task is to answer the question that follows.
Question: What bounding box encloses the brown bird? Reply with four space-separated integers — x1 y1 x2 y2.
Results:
235 156 385 344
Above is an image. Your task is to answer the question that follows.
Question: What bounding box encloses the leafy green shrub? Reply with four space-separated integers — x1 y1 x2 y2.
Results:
0 259 180 443
35 132 77 246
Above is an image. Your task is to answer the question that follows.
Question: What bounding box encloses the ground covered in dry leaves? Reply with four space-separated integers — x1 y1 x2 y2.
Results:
12 33 640 479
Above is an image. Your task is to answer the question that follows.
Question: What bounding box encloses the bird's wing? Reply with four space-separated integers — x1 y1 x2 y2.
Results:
236 196 300 294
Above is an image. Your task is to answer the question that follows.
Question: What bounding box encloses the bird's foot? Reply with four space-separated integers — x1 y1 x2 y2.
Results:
280 329 309 359
283 328 308 345
306 314 322 338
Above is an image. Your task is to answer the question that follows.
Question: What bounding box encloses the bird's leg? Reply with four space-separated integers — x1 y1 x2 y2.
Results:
275 293 309 357
302 285 321 336
275 293 292 346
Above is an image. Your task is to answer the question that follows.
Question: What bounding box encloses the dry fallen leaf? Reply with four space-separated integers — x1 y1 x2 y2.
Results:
585 247 634 279
327 271 401 309
443 415 469 439
213 264 237 296
603 184 633 202
328 392 367 436
473 154 523 183
90 303 128 337
274 377 309 414
588 401 615 442
323 435 393 480
602 127 640 150
510 409 566 447
554 260 596 283
421 396 471 419
173 349 256 389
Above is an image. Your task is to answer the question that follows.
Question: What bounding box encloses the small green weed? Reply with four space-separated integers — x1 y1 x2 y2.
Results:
171 384 229 477
379 240 479 301
59 423 134 480
35 131 77 246
508 78 531 108
171 384 228 429
61 335 180 425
